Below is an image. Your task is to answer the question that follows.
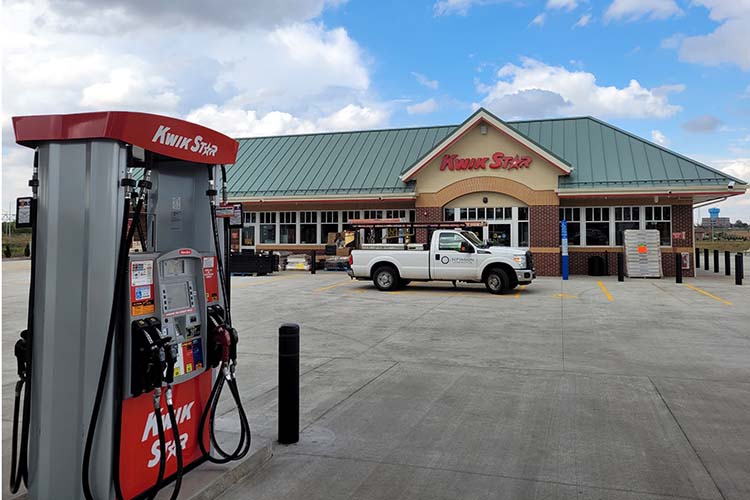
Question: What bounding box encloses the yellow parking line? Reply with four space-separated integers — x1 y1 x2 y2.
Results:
553 293 578 299
232 275 293 289
514 285 526 298
315 281 352 292
597 281 613 302
685 283 732 306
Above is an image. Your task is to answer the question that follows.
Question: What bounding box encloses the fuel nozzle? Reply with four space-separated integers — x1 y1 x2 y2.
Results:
164 341 179 384
14 330 29 380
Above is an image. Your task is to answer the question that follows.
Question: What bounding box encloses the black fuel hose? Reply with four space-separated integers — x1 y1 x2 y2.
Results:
165 388 183 500
10 152 39 493
145 389 167 500
83 171 150 500
198 166 251 464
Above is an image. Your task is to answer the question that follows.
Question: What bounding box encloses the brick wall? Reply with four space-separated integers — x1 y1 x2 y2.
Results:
533 253 560 276
529 205 559 248
415 206 442 243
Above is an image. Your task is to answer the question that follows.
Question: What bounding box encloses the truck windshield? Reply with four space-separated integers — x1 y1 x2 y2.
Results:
460 231 488 248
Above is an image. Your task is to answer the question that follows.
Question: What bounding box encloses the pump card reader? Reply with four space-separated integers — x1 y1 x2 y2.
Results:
125 249 213 398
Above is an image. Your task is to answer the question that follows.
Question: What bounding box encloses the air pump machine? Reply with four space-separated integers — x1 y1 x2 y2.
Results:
9 112 251 499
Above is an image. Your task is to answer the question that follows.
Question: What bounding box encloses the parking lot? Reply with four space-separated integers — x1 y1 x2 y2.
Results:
3 260 750 500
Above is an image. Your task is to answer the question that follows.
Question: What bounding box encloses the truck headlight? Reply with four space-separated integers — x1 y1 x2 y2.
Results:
513 256 526 266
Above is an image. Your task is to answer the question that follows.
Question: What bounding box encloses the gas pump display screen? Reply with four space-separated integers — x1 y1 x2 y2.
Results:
164 259 186 277
164 282 190 312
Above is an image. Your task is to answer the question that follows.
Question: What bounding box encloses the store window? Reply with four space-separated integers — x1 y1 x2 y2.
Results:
279 211 296 244
242 212 256 247
342 210 361 232
300 211 317 244
259 212 276 244
444 208 455 221
585 207 610 246
646 206 671 246
320 211 339 244
615 207 640 245
517 207 529 247
559 208 581 246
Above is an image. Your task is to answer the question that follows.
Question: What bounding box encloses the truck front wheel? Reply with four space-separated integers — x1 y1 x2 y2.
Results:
485 268 509 294
373 266 398 291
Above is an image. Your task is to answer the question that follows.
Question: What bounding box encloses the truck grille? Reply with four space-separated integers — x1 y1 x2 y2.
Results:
525 250 534 270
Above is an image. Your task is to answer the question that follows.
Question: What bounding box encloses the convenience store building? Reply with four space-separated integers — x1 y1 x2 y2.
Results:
226 108 747 277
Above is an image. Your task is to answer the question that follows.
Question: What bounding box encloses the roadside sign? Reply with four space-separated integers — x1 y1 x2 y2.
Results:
681 252 690 270
216 202 243 228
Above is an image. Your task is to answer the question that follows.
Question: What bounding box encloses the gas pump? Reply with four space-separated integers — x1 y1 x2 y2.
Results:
9 111 251 499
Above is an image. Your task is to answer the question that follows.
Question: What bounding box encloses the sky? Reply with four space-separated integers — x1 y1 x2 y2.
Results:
2 0 749 222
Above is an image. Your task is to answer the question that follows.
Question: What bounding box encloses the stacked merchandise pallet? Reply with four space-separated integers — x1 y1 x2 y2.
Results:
285 254 311 271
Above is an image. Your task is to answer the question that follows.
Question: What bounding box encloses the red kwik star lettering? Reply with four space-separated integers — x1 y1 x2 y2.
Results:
440 152 532 172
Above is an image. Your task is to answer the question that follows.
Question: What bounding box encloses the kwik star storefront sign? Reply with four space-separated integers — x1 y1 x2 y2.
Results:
440 152 533 172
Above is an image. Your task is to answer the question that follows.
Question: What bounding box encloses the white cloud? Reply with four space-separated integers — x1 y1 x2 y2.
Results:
476 57 683 119
546 0 579 11
46 0 344 29
651 130 670 146
215 23 370 109
671 1 750 71
434 0 498 16
316 104 390 130
573 13 592 27
411 72 439 90
186 104 388 138
531 13 547 26
1 0 385 207
604 0 682 22
406 98 439 115
698 158 750 222
712 158 750 182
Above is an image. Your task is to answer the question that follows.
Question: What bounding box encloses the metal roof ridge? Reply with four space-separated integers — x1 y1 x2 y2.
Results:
584 116 748 185
233 124 458 141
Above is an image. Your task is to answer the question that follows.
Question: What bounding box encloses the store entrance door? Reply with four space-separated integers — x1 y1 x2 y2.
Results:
488 223 511 246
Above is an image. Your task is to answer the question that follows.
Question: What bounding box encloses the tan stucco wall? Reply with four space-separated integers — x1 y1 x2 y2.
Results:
444 191 525 208
412 124 564 194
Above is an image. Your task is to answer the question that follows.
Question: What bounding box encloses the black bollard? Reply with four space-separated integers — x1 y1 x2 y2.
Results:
704 249 709 271
713 250 719 273
617 252 624 282
675 253 682 284
278 323 300 445
736 253 744 286
725 251 731 276
696 248 700 268
310 250 316 275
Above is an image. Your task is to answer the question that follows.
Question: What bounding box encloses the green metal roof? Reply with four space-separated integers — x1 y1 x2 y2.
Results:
508 116 747 190
228 126 455 197
228 112 745 198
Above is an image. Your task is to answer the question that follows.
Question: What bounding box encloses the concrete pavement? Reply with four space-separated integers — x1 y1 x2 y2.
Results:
3 260 749 499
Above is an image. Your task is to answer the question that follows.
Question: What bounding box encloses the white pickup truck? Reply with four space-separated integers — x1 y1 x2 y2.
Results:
348 229 535 294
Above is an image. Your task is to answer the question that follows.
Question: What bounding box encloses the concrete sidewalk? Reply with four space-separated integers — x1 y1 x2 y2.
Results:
3 261 750 500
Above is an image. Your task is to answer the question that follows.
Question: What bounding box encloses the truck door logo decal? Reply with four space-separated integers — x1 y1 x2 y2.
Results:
441 256 450 264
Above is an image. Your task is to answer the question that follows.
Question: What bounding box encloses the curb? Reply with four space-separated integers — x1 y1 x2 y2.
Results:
187 440 274 500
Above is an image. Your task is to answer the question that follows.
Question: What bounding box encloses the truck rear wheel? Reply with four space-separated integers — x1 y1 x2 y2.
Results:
485 268 509 294
373 266 398 291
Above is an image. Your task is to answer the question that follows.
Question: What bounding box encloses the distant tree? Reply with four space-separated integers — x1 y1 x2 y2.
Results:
733 220 748 228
